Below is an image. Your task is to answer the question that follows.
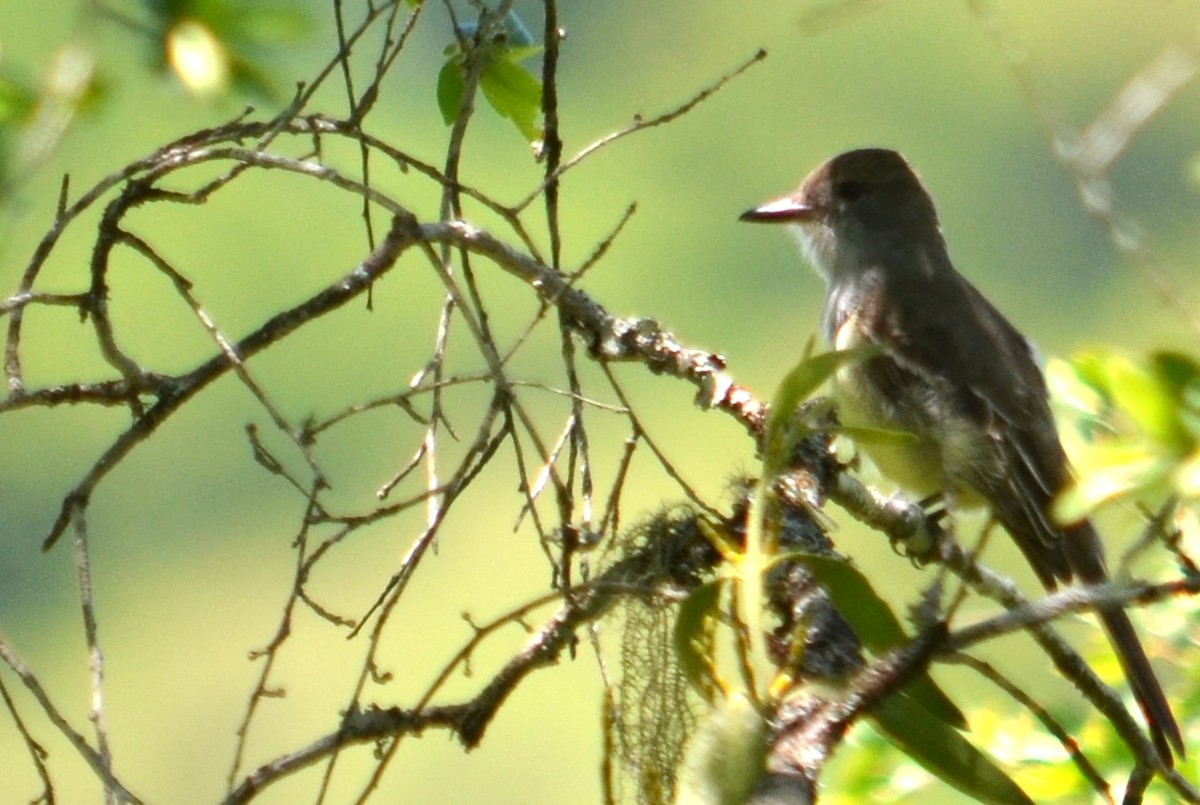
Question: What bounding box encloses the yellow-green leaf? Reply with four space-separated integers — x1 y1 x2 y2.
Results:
839 424 919 448
1054 442 1170 523
1099 352 1183 447
479 55 542 142
761 346 877 478
674 580 723 698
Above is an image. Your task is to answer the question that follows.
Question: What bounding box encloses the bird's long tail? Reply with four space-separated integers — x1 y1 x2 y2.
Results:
1060 520 1183 765
1097 603 1184 765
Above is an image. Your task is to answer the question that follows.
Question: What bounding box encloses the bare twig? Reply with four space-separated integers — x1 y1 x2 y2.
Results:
0 636 145 804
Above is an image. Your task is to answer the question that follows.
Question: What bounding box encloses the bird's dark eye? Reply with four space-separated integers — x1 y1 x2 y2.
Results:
835 180 866 201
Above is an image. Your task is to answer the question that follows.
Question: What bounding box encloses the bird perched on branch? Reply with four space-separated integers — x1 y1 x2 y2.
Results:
740 147 1183 764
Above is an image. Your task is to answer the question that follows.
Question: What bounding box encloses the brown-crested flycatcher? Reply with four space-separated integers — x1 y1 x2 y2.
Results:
740 147 1183 764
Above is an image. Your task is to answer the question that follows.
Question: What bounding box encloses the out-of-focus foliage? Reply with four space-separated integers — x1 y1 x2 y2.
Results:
0 0 308 189
0 42 99 186
673 693 769 805
143 0 311 97
1050 349 1200 523
825 597 1199 805
437 8 543 144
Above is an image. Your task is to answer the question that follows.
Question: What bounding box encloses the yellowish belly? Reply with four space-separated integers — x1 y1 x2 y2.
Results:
832 370 945 498
831 362 988 508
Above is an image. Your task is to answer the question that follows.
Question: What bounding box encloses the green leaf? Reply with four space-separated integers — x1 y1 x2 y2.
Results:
740 346 880 694
872 694 1034 805
673 580 723 698
1151 350 1200 394
479 54 542 142
792 554 905 650
1152 350 1200 440
1046 356 1114 449
838 424 919 448
761 346 877 478
504 45 544 63
1053 347 1200 517
1103 353 1183 447
436 56 466 125
1064 351 1114 409
790 553 965 729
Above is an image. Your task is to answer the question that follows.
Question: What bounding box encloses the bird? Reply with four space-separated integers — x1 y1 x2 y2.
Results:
739 147 1183 764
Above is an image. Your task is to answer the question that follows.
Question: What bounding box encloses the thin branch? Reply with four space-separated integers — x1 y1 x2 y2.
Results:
0 636 144 804
950 652 1114 802
41 215 418 549
514 49 768 212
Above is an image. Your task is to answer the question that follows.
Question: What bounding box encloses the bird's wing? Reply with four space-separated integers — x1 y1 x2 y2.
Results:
840 250 1076 587
951 275 1076 586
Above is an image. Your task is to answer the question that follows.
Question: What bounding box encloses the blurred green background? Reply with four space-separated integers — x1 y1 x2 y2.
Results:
1 1 1199 803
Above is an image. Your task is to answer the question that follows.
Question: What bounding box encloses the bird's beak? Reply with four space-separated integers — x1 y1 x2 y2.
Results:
739 194 816 224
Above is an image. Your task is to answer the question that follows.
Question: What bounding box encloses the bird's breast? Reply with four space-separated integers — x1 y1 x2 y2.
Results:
831 317 986 502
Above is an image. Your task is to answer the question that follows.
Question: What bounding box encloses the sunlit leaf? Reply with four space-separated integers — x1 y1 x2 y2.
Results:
148 0 311 99
970 708 1089 800
1172 449 1200 498
1064 351 1115 409
1152 350 1200 440
1047 356 1105 419
1046 356 1113 452
1102 353 1184 448
1054 442 1171 523
1054 347 1200 519
167 19 231 95
479 55 542 142
504 45 544 63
